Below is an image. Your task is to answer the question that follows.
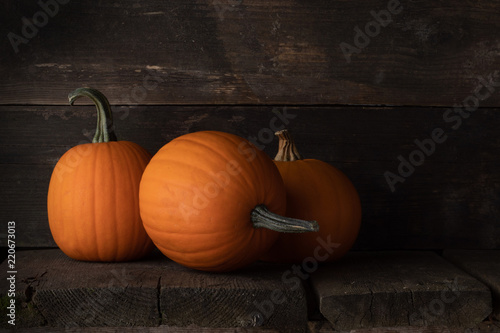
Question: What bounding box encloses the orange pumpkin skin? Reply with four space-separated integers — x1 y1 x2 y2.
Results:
47 141 154 261
262 132 361 264
47 87 154 262
139 131 287 272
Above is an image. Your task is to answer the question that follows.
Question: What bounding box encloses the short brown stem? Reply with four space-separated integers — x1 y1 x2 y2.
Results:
274 129 302 161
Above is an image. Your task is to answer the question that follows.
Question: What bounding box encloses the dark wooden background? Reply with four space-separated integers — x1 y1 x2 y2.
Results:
1 0 499 250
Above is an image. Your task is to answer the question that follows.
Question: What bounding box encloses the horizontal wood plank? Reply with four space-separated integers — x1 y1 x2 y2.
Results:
310 251 492 330
13 327 281 333
1 105 500 249
309 321 500 333
160 262 307 331
11 322 500 333
1 249 161 328
443 250 500 319
0 249 307 331
1 1 500 106
2 249 496 331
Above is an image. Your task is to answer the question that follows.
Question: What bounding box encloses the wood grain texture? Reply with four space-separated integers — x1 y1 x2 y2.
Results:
0 249 307 331
11 322 500 333
308 321 500 333
160 262 307 331
310 251 492 330
2 105 500 249
0 249 161 328
443 250 500 318
1 249 497 331
1 1 500 106
13 327 281 333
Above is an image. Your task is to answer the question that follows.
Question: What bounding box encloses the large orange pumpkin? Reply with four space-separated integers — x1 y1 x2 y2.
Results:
139 131 318 272
262 130 361 263
47 88 154 262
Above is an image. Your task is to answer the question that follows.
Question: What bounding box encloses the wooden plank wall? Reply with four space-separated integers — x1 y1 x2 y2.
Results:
1 0 499 249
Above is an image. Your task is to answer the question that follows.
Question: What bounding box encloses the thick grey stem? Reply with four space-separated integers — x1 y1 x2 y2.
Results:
251 205 319 233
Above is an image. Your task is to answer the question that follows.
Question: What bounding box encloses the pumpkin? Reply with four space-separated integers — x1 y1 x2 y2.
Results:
139 131 318 272
47 87 154 262
261 129 361 263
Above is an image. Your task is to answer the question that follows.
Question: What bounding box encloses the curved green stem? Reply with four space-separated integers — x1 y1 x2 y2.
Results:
251 205 319 233
68 87 117 143
274 129 302 161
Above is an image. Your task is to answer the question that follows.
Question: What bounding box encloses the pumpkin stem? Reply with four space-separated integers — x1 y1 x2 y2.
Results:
274 129 302 161
68 87 118 143
251 205 319 233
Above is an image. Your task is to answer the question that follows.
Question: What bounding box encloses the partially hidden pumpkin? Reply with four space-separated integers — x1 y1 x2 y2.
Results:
139 131 318 272
47 87 154 262
261 129 361 263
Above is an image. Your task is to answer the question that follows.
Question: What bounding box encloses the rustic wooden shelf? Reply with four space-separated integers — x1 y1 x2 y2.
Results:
1 249 307 332
310 251 492 330
443 250 500 320
1 249 500 332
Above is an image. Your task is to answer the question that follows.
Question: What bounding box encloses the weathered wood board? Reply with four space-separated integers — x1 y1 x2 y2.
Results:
1 1 500 106
10 322 500 333
310 251 492 330
443 250 500 319
0 249 308 331
160 262 307 330
2 105 499 250
309 320 500 333
11 327 281 333
1 249 161 328
2 249 498 331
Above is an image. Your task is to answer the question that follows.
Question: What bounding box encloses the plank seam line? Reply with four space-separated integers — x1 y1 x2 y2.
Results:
157 275 162 325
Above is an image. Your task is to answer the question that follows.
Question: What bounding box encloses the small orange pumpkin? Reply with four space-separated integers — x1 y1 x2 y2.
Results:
262 130 361 263
47 88 154 262
139 131 318 272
